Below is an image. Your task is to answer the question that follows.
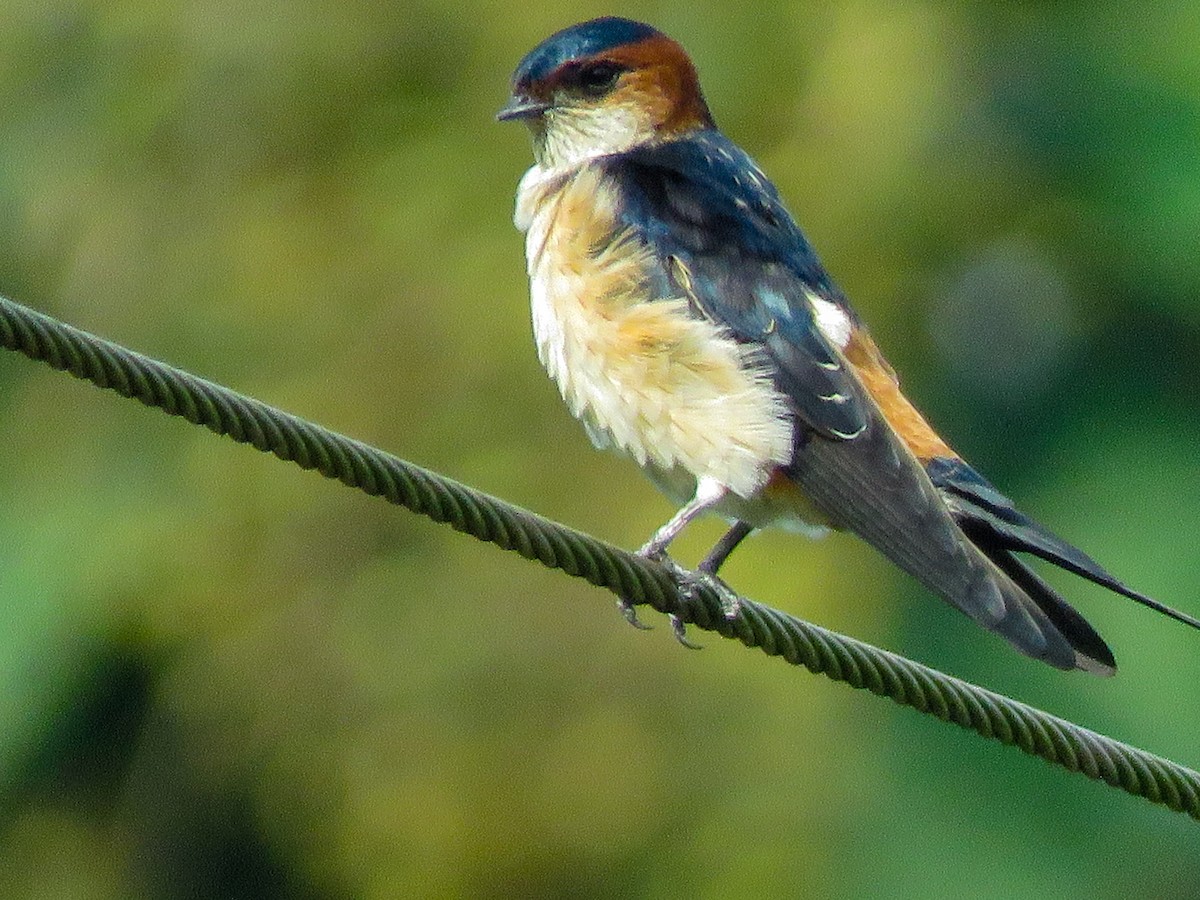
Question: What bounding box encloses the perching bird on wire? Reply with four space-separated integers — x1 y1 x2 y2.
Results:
499 16 1200 673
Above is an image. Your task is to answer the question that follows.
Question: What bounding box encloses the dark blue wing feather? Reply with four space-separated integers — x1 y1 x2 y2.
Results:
601 132 869 440
599 135 1125 671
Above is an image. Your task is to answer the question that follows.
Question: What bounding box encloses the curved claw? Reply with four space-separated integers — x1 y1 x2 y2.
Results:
669 613 703 649
617 597 654 631
626 546 744 645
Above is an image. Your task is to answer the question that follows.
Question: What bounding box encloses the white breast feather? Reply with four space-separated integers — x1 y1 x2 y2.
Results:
515 163 794 500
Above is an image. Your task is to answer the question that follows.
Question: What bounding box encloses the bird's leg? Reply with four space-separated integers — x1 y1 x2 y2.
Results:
636 477 729 560
690 521 755 620
621 478 742 643
698 521 753 575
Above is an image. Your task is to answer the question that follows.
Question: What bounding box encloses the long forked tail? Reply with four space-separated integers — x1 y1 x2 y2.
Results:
927 456 1200 666
787 416 1122 674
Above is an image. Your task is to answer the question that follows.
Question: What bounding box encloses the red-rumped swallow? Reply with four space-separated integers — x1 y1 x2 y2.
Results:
499 17 1199 673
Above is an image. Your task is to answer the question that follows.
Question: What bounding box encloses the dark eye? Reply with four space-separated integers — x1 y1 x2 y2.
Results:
575 62 623 97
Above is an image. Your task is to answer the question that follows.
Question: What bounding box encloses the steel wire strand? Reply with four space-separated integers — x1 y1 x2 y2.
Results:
1 293 1196 820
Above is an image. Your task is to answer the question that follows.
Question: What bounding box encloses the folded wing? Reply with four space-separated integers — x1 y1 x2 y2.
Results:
605 132 1122 673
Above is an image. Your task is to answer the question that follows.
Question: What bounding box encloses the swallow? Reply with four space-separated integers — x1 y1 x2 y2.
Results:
498 17 1200 673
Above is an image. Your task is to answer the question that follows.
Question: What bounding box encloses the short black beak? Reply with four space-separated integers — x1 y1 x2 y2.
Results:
496 94 551 122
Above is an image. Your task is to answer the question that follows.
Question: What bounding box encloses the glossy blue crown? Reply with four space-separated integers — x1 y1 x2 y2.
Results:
512 17 662 86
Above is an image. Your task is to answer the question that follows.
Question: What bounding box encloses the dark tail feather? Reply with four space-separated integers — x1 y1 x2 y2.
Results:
788 416 1100 672
981 541 1116 675
927 456 1200 636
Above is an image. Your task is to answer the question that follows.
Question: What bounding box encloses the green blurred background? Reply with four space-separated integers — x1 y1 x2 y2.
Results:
1 1 1199 897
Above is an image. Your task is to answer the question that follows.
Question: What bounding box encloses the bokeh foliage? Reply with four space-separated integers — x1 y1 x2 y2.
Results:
1 2 1198 897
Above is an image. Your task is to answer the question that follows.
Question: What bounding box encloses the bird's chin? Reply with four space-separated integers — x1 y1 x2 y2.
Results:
533 107 652 170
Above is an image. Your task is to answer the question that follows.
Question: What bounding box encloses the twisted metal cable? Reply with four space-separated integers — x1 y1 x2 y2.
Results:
1 293 1197 820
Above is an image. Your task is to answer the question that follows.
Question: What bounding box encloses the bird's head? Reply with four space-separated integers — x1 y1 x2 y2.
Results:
498 17 715 169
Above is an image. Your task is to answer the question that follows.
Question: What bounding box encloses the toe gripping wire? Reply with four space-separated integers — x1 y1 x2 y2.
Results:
1 293 1198 821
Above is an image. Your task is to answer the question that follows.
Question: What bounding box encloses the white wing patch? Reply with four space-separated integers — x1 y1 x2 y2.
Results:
809 294 853 350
